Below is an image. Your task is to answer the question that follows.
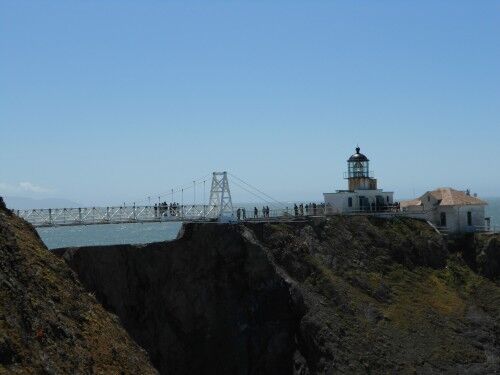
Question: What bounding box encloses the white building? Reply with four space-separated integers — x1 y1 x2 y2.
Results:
400 188 487 233
323 147 394 213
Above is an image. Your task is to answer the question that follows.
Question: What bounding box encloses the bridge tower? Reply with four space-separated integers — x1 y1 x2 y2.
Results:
207 172 234 220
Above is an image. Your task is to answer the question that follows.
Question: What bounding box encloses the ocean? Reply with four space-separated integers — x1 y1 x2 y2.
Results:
38 222 182 250
485 197 500 225
37 198 500 250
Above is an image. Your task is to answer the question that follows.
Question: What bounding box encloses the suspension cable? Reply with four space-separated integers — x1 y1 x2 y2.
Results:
228 173 287 208
230 179 279 207
131 173 211 205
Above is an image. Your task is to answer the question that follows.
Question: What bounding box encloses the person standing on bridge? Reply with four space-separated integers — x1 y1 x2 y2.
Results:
242 208 246 220
237 208 241 221
254 207 258 218
294 204 299 216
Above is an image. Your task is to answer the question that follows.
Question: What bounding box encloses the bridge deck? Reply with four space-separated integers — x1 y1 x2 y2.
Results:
17 204 467 230
15 205 304 228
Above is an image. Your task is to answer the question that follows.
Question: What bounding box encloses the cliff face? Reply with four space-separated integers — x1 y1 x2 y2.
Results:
55 224 297 374
0 198 157 374
447 232 500 282
55 216 500 374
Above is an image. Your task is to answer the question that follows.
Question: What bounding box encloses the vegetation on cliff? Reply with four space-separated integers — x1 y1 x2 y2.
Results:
257 216 500 374
56 216 500 374
0 197 157 374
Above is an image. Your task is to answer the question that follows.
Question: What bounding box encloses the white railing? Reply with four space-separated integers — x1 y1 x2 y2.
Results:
17 204 498 233
16 206 160 227
474 225 500 234
16 205 302 227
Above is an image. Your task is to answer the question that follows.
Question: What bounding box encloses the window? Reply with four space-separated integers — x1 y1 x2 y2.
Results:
386 196 390 203
348 197 353 207
440 212 447 227
467 211 472 226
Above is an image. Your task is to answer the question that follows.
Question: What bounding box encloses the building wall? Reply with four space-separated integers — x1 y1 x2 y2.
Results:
404 204 486 233
348 177 378 191
421 192 437 211
324 190 394 213
324 192 356 213
441 205 485 233
403 205 425 213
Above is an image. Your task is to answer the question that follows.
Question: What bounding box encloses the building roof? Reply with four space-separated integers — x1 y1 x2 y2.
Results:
400 198 422 208
347 147 369 162
428 188 487 206
401 188 487 208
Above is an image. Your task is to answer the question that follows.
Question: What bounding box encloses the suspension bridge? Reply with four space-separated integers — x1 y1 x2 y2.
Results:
15 172 312 228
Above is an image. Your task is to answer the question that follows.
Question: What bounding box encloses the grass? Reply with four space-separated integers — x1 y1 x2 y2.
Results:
0 208 157 374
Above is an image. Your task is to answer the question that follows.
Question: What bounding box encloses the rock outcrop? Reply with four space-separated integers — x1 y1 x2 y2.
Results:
55 223 297 374
448 232 500 282
0 197 157 374
56 216 500 374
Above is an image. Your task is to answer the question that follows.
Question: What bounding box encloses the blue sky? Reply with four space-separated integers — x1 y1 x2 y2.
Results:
1 1 499 206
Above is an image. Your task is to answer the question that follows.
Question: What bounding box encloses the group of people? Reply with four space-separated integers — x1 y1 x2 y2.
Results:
236 203 329 221
293 202 325 216
153 202 327 220
154 202 181 218
259 206 271 218
236 206 271 220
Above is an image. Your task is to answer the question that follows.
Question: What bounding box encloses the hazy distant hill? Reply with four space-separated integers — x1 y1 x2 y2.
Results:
4 196 81 209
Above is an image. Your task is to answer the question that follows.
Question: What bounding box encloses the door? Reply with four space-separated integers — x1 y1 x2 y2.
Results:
440 212 447 227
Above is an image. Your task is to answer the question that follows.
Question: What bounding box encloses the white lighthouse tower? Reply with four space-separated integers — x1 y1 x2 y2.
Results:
323 146 394 213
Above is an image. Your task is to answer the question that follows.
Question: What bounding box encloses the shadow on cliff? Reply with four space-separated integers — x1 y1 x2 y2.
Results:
55 216 500 374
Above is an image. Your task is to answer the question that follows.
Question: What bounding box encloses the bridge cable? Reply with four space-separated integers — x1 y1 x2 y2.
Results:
229 179 283 208
133 173 211 206
228 173 287 209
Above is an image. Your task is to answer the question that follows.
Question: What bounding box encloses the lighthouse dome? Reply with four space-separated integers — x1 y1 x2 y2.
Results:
347 147 369 162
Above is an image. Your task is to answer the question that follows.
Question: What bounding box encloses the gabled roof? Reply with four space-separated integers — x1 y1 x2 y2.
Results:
401 188 487 208
428 188 487 206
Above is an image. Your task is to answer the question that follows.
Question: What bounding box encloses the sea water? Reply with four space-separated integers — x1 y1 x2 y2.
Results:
38 222 182 250
485 197 500 225
37 198 500 250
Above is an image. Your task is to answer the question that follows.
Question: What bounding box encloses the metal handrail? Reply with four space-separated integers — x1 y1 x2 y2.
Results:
15 204 500 233
343 171 375 179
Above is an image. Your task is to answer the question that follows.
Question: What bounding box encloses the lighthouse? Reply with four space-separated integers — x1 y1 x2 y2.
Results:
323 146 394 213
346 146 377 190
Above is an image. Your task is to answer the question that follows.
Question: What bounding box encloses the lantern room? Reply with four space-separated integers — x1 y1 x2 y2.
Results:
345 146 377 190
347 147 370 178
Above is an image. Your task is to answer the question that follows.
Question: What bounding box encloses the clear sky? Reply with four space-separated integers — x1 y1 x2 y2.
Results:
1 1 499 206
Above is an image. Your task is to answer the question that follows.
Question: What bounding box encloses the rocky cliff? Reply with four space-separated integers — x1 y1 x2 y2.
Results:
55 216 500 374
0 197 157 374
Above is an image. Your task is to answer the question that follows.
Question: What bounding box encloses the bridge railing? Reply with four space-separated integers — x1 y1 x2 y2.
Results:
161 205 297 221
16 203 453 227
16 206 162 227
